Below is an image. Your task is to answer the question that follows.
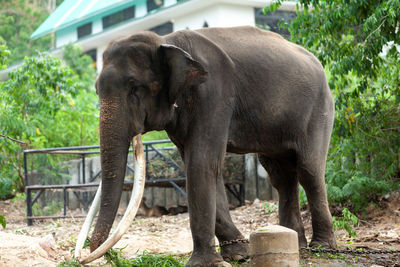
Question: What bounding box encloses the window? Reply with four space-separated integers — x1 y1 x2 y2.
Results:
149 21 173 36
84 49 97 64
103 6 135 29
254 8 296 38
77 23 92 39
147 0 163 13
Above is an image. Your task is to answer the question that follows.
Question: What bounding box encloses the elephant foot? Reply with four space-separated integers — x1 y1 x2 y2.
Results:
309 236 337 249
298 233 308 249
220 241 249 262
186 261 231 267
186 251 230 267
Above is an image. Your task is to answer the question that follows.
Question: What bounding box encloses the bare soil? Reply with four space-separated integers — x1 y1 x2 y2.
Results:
0 194 399 267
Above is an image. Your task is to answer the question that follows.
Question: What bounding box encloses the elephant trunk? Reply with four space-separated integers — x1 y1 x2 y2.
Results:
90 98 130 252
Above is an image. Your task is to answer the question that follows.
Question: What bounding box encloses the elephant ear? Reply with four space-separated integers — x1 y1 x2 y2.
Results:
160 44 207 104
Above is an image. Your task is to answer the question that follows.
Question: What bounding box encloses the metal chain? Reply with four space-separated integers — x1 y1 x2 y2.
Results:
301 247 400 255
218 238 250 248
217 238 399 255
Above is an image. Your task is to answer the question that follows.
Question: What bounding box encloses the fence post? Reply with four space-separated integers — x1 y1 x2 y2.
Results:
245 154 257 201
63 187 67 217
24 152 33 226
81 154 88 210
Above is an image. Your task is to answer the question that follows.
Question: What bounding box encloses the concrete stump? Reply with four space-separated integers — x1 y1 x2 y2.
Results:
249 225 299 267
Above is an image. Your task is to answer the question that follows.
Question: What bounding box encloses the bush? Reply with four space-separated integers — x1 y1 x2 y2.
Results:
325 163 396 211
0 44 98 199
332 208 360 237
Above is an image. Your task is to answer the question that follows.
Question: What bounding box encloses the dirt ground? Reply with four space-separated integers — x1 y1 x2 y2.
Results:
0 193 399 267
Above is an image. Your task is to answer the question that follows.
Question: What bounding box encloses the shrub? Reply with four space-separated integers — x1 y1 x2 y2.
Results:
332 208 359 237
0 44 98 199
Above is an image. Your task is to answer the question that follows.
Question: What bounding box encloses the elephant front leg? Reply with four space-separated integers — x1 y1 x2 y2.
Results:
215 175 248 262
185 153 229 267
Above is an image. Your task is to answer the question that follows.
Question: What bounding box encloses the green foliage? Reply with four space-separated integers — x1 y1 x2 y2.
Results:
142 130 169 141
262 202 278 214
0 44 98 199
11 192 26 202
62 44 96 91
264 0 400 96
332 208 360 237
0 0 55 65
0 38 10 70
32 201 63 216
299 185 308 207
104 248 187 267
266 0 400 209
58 259 82 267
0 214 6 228
0 176 15 199
325 162 396 211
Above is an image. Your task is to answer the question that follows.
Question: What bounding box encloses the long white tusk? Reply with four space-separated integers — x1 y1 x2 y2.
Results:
80 134 146 264
74 181 102 259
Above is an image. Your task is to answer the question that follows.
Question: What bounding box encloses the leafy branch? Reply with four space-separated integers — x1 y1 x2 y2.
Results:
0 134 27 144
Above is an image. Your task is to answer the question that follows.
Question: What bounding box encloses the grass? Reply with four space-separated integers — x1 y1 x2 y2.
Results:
58 259 81 267
58 249 251 267
57 236 248 267
58 249 190 267
104 248 189 267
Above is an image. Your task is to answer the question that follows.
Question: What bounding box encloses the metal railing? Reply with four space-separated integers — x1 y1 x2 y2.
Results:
23 140 245 225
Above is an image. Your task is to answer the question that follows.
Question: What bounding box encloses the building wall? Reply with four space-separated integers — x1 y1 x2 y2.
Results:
92 18 103 36
56 27 77 48
55 0 178 49
96 45 107 73
174 3 255 31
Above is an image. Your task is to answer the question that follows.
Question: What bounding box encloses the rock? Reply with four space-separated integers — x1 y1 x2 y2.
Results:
217 261 232 267
249 225 299 267
380 229 399 239
38 234 57 258
35 245 49 259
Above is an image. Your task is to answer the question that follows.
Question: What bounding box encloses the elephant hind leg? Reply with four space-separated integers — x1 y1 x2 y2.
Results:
297 155 337 249
215 174 248 261
258 154 307 248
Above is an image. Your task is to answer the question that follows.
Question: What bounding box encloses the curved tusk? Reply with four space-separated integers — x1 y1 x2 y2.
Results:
74 181 102 259
80 134 146 264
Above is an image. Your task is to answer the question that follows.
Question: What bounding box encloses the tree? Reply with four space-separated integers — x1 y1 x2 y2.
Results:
265 0 400 101
0 38 9 69
0 44 98 199
0 0 62 64
266 0 400 210
62 44 97 91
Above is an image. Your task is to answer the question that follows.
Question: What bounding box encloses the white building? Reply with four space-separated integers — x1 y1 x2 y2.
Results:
30 0 298 72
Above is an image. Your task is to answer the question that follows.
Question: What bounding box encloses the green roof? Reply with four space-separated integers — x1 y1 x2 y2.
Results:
31 0 136 39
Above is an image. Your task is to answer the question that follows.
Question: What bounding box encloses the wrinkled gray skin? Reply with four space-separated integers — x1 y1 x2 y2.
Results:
92 26 336 266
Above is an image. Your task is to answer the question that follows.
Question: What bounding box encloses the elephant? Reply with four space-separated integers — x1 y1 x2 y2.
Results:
85 26 336 266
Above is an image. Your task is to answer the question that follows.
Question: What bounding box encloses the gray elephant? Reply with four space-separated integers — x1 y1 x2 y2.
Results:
87 26 336 266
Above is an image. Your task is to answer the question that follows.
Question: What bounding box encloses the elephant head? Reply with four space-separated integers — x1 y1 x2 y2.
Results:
76 32 207 263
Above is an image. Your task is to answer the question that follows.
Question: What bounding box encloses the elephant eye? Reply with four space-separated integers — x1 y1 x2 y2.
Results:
130 86 138 98
128 79 139 95
130 84 146 100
